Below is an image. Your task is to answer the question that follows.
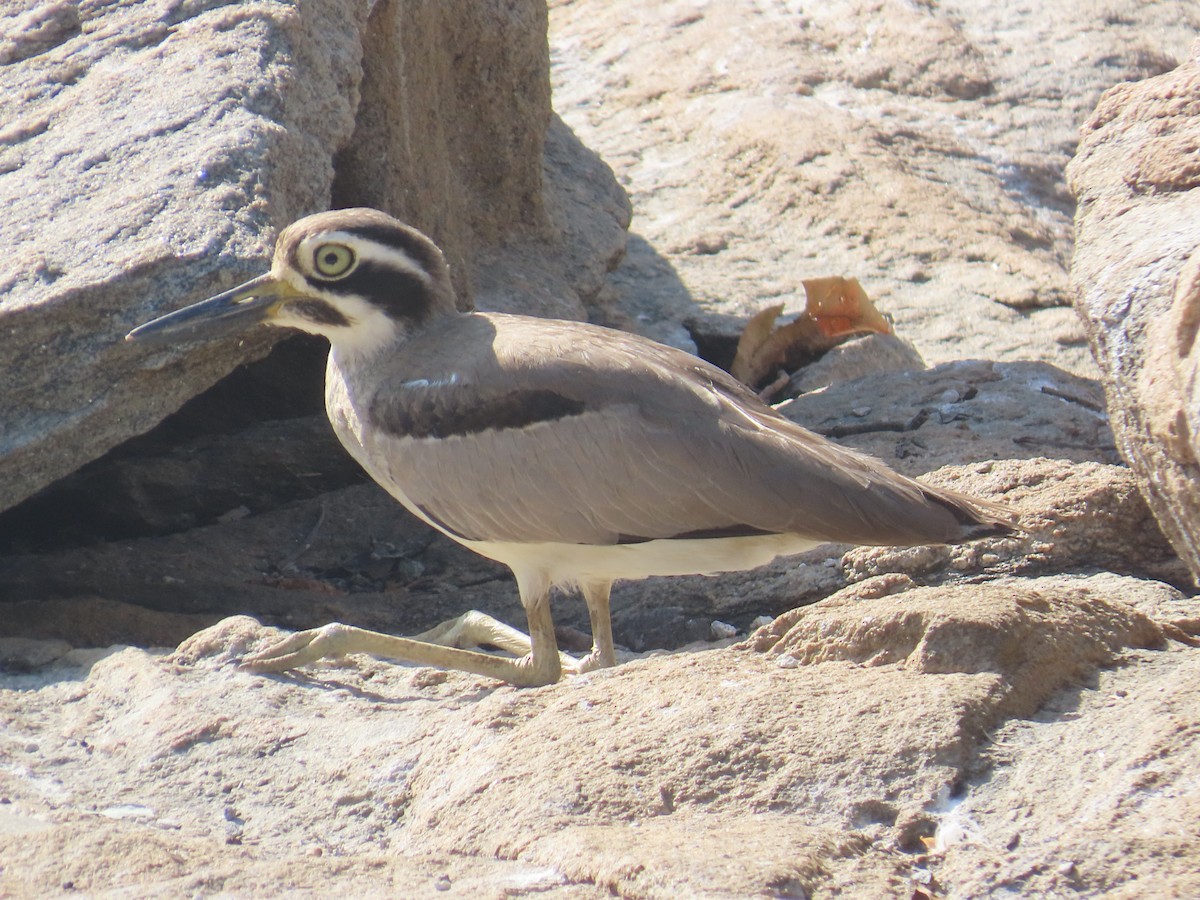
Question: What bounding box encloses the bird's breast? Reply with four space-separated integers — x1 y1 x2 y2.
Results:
324 363 367 455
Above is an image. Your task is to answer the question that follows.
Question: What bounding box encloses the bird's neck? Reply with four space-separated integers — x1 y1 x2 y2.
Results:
329 327 400 367
327 306 462 367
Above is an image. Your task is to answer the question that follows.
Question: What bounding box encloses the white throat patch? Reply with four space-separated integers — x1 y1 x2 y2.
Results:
267 266 402 358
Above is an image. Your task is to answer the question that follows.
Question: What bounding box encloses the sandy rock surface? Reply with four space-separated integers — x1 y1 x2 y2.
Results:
1069 39 1200 581
552 0 1195 366
4 1 1200 898
3 579 1197 898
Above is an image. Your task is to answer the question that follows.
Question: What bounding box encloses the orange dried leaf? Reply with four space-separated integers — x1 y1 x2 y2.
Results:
730 304 785 386
730 304 836 388
802 276 892 338
730 279 891 388
730 278 891 388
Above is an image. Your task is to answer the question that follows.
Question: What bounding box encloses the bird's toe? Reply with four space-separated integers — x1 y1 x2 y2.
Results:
239 623 348 673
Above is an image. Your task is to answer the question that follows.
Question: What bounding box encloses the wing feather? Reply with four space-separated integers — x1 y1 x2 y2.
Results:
348 312 1009 548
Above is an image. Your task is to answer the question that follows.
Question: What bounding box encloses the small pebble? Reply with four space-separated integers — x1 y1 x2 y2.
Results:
690 233 728 255
434 874 452 891
710 620 738 640
776 654 799 669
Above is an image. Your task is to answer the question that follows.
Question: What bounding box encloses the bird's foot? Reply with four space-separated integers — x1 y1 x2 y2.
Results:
569 646 619 676
413 609 578 672
240 622 355 674
238 619 566 687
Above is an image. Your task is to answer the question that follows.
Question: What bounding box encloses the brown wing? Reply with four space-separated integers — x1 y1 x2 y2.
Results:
361 313 1011 546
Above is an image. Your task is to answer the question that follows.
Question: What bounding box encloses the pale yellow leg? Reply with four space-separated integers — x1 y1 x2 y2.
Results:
577 580 618 673
241 573 570 687
412 609 542 657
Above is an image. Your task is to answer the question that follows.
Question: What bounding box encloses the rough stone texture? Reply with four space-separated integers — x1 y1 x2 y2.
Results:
781 358 1118 471
1068 38 1200 584
4 1 1200 897
553 0 1198 361
1 576 1195 898
0 0 629 515
332 0 552 287
787 332 927 395
0 0 367 512
743 577 1166 720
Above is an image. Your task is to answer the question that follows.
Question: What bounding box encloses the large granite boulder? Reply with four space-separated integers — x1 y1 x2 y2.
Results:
1068 40 1200 584
3 3 1200 897
0 0 629 515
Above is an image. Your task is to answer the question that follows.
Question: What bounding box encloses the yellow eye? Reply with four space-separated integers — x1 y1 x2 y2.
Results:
313 243 355 278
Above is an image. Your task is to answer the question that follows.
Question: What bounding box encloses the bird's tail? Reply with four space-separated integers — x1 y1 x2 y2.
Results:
920 484 1018 541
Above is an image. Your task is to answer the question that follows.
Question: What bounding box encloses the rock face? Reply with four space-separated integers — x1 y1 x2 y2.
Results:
4 2 1200 898
0 0 629 515
550 0 1196 364
1068 39 1200 584
2 578 1197 898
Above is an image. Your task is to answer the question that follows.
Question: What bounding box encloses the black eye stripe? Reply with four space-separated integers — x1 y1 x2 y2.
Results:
289 300 351 328
315 260 433 324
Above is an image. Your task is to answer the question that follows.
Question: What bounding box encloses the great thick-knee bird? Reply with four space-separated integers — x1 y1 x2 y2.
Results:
127 208 1012 686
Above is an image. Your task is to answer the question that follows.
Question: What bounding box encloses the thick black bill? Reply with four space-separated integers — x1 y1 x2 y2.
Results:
125 273 293 346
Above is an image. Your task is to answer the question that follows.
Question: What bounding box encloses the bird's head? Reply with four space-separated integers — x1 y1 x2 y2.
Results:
126 208 458 356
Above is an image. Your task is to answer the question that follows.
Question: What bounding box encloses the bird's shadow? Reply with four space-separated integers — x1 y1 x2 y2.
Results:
244 661 506 707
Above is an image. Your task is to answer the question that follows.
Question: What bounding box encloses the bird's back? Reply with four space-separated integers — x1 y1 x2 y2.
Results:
328 311 1012 552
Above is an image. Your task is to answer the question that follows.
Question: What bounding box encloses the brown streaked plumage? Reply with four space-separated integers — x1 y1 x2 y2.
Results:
126 208 1014 687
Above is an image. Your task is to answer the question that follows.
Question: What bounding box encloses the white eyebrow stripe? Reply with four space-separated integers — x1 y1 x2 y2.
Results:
354 242 432 282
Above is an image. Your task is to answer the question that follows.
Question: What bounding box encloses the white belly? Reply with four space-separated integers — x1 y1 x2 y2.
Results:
461 533 822 586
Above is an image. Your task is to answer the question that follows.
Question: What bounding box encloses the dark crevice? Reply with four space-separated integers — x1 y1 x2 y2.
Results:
0 334 337 555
